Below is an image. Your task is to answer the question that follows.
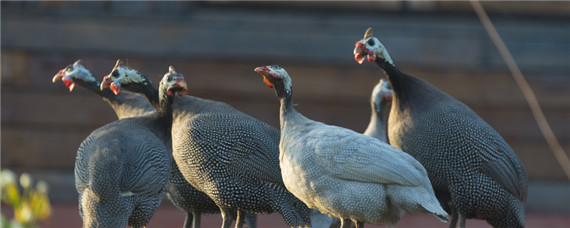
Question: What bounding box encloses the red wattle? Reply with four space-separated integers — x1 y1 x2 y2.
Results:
367 53 377 62
110 82 120 95
355 53 365 64
263 77 274 88
68 83 76 92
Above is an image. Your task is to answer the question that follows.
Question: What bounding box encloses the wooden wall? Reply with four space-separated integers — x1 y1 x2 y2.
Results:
2 1 569 182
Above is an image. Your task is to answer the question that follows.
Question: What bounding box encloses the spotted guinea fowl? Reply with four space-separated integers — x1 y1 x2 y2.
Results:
254 65 448 228
101 63 258 228
66 64 178 227
101 65 306 228
363 79 393 143
354 28 528 228
52 60 155 119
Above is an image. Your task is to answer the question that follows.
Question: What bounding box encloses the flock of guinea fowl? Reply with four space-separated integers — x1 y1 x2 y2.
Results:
52 28 527 228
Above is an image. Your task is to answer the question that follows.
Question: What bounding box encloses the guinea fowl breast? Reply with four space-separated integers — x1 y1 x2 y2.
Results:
363 78 393 142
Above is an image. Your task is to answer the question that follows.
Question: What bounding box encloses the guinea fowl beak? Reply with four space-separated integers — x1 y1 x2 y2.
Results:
100 75 121 95
52 70 65 83
353 41 377 64
353 41 368 64
53 70 76 92
167 77 189 97
254 66 275 88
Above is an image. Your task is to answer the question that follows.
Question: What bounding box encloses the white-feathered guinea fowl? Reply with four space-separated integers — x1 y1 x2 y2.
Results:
101 63 257 228
354 28 528 228
101 65 309 228
52 60 155 119
254 65 448 228
363 79 393 143
65 63 178 227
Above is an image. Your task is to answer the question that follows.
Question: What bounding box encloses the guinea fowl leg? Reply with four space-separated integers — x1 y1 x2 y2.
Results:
458 212 466 228
353 220 364 228
235 210 245 228
190 212 200 228
448 206 458 228
340 219 351 228
220 208 235 228
244 213 256 228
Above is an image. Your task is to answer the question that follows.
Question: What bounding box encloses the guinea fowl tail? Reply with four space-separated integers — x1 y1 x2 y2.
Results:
387 184 449 223
417 200 448 223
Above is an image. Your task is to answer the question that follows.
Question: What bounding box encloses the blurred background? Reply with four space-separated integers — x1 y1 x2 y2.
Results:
2 1 569 227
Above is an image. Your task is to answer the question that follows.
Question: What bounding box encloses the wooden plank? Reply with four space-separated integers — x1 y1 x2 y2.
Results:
2 5 568 71
2 90 118 127
1 127 91 170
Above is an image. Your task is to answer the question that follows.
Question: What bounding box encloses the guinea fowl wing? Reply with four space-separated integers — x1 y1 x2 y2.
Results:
479 129 528 201
120 134 171 196
173 97 284 186
103 119 170 197
308 123 425 187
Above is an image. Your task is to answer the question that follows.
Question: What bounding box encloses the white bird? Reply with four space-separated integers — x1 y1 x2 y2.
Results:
254 65 448 228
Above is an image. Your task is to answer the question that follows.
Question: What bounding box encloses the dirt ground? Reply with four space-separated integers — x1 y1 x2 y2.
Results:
7 202 567 228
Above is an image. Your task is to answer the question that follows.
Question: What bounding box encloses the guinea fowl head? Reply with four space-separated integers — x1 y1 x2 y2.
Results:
373 79 393 105
100 59 147 95
160 66 189 97
254 65 292 98
353 27 393 66
52 60 96 92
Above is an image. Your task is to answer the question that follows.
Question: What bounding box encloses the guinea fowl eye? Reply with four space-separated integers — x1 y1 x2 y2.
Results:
111 70 119 77
167 75 173 81
367 39 375 46
65 66 73 72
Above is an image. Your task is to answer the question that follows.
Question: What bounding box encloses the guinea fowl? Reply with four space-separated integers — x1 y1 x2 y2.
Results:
101 65 310 228
363 79 393 143
254 65 448 228
62 63 178 227
52 60 155 119
101 63 257 228
354 28 528 228
55 60 222 228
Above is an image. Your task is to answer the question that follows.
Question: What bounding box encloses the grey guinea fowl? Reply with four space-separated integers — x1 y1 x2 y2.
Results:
354 28 528 228
57 62 173 227
363 79 393 143
254 65 448 228
103 66 273 227
53 60 155 119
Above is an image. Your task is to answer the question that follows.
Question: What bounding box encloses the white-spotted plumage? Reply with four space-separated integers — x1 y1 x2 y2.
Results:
256 65 448 227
